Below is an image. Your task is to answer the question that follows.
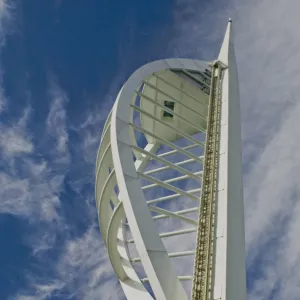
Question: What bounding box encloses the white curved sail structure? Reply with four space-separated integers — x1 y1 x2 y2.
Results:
95 21 246 300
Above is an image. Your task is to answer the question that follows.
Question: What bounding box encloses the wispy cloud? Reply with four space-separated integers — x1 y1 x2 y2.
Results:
47 79 70 161
0 86 110 300
0 70 123 300
0 0 14 36
55 227 121 300
13 227 121 300
0 0 14 113
169 0 231 59
0 81 70 222
233 1 300 299
0 107 33 156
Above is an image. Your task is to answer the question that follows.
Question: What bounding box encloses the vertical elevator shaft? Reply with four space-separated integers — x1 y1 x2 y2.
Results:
192 61 225 300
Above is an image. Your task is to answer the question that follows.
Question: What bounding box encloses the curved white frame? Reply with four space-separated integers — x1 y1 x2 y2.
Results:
96 58 209 300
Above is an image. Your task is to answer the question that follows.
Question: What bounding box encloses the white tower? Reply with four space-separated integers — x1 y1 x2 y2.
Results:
95 21 246 300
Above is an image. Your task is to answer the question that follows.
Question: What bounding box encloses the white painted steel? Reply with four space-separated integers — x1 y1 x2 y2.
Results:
95 20 246 300
152 207 199 221
212 20 247 300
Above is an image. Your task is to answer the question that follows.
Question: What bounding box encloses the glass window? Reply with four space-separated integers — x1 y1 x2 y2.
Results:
163 101 175 118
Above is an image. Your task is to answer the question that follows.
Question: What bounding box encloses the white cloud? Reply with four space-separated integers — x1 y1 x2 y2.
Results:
47 80 70 158
233 1 300 299
0 107 34 156
0 0 14 111
0 160 64 222
0 0 14 33
0 85 71 278
169 0 231 59
0 75 124 299
13 227 123 300
0 89 69 222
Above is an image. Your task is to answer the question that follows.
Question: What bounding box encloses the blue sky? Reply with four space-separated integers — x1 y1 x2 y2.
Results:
1 0 300 299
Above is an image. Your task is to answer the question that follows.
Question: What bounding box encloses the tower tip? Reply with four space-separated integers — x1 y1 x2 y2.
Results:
218 19 233 64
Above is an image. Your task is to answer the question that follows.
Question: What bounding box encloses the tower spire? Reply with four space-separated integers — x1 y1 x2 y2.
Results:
218 19 233 65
